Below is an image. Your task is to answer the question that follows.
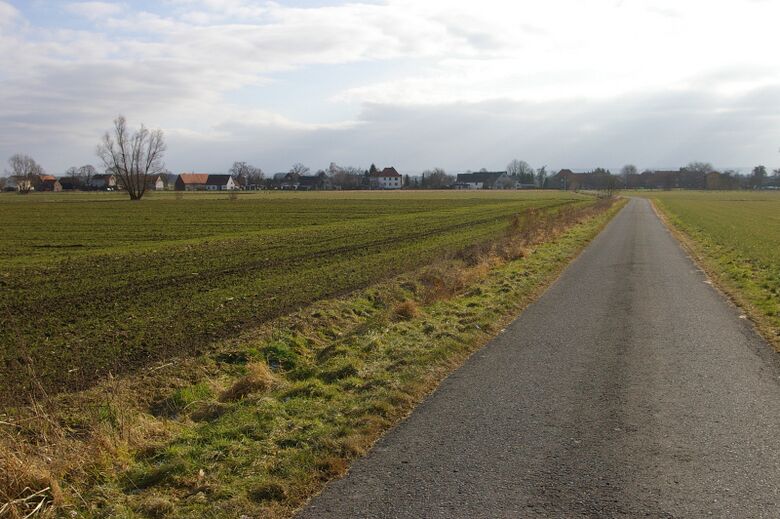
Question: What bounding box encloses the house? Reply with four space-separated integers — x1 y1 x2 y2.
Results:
4 176 34 192
89 174 117 191
369 167 402 190
454 171 508 189
38 178 62 192
175 173 210 191
145 175 165 191
58 176 81 190
205 174 237 191
547 169 578 190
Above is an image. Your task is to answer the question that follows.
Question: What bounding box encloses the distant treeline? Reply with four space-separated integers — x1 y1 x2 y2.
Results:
548 163 780 191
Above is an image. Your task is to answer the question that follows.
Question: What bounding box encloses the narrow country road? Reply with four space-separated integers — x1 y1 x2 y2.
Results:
297 198 780 518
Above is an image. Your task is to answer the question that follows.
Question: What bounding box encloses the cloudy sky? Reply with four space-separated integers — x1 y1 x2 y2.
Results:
1 0 779 175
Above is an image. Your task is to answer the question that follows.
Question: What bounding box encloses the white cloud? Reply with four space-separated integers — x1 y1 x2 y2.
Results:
1 0 779 173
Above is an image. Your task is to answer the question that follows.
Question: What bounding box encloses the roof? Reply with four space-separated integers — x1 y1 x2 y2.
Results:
206 174 233 186
370 167 400 178
456 171 506 183
92 174 114 180
38 175 56 182
177 173 210 185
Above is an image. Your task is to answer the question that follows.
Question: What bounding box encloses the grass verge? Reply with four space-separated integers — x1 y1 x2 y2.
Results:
0 197 625 518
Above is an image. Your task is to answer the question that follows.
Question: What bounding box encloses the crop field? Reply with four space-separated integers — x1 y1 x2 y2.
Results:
642 191 780 345
0 190 590 403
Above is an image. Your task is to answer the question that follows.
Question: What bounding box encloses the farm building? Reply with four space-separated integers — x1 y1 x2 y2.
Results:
58 177 82 190
205 175 236 190
89 174 117 190
175 173 237 191
38 178 62 191
145 175 165 190
369 167 402 190
454 171 509 189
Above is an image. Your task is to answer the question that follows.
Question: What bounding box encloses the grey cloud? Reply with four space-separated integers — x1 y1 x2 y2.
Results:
158 87 780 175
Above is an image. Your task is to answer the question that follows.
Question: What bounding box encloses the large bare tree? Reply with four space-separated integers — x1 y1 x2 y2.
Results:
288 163 310 178
506 159 535 184
6 154 44 194
96 115 166 200
229 161 264 188
421 168 454 189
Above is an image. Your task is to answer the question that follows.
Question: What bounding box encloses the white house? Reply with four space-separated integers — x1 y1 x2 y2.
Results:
205 174 237 191
369 167 403 190
455 171 509 189
145 175 165 191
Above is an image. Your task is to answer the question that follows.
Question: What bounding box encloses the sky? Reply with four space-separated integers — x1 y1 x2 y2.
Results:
1 0 779 175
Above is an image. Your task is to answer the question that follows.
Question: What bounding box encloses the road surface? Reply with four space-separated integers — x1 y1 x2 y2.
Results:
298 198 780 518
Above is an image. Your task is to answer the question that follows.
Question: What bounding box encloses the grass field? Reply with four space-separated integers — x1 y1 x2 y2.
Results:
0 190 589 403
640 191 780 347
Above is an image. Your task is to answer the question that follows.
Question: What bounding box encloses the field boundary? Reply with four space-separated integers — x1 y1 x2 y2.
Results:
648 197 780 352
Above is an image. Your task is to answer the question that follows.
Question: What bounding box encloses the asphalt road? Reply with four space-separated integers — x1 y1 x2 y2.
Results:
298 198 780 518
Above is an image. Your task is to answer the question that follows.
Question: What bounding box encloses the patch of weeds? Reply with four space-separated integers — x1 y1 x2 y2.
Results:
248 478 288 502
283 379 335 399
219 363 276 402
124 459 188 491
153 383 213 417
262 341 302 371
133 495 175 518
318 357 362 383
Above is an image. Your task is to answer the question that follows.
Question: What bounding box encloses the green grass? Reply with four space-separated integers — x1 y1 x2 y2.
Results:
637 190 780 346
0 190 589 402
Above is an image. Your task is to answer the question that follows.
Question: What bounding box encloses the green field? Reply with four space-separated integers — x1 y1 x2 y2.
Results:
640 191 780 345
0 190 589 402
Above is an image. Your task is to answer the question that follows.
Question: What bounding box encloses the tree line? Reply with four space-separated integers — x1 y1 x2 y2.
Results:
2 115 779 199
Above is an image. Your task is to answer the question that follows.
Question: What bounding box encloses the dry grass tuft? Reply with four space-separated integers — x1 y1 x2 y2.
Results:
134 495 175 518
219 363 276 402
0 450 62 518
392 300 419 320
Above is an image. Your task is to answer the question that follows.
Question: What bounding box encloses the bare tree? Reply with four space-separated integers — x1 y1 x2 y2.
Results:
421 168 454 189
535 165 548 188
506 159 534 183
289 163 310 177
328 164 364 190
6 154 44 194
78 164 97 188
229 161 264 189
749 165 767 189
96 115 166 201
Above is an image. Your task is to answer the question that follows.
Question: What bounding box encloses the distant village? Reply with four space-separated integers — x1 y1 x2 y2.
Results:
3 159 780 194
